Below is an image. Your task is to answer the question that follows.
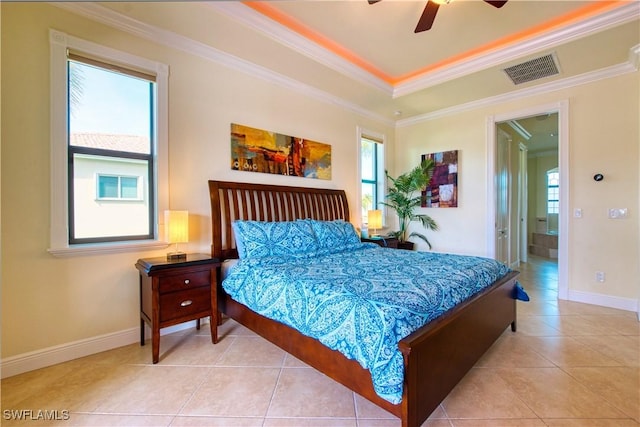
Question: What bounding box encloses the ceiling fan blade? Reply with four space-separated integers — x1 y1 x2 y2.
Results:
414 1 439 33
368 0 381 4
484 0 508 8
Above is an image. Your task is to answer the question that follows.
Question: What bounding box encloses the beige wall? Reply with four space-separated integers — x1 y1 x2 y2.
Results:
0 3 394 359
396 73 639 305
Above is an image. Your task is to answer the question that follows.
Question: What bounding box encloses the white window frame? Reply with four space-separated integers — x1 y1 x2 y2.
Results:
48 29 169 257
357 127 386 228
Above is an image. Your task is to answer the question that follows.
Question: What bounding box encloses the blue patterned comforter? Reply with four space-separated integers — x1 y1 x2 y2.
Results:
222 243 511 404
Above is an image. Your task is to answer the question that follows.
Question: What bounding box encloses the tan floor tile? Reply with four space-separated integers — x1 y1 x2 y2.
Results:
171 415 265 426
267 367 355 418
556 301 632 317
563 366 640 421
476 334 555 368
263 417 357 426
283 353 310 368
572 334 640 367
7 364 145 413
542 419 640 426
153 333 233 365
91 365 210 414
496 367 627 419
216 336 286 367
179 367 279 417
523 336 622 367
540 315 622 336
217 318 259 338
451 419 545 426
441 368 537 419
515 316 563 336
65 413 173 426
0 412 174 427
353 393 397 419
580 315 640 336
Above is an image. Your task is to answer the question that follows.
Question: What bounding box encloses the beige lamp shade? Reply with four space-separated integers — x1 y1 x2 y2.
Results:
165 210 189 243
165 210 189 260
368 210 383 236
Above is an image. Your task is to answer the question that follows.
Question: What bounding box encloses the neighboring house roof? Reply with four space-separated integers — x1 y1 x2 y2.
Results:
70 133 150 154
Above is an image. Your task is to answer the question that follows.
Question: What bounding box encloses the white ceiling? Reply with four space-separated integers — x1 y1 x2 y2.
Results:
89 1 639 127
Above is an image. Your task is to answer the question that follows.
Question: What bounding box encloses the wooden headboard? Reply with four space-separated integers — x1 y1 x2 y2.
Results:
208 180 350 260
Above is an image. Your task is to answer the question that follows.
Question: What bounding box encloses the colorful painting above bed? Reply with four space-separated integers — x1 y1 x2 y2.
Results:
230 123 332 180
421 150 458 208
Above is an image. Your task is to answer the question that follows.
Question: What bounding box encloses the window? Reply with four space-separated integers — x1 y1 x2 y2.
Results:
547 169 559 214
49 30 169 256
359 131 385 224
97 175 141 200
68 54 155 243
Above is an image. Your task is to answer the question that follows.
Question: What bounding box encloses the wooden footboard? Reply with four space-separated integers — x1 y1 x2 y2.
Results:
399 270 518 426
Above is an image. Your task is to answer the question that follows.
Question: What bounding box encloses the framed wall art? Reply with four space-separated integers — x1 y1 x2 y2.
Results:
421 150 458 208
230 123 331 180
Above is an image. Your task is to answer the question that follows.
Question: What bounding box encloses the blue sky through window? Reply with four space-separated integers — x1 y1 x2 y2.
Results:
69 61 151 137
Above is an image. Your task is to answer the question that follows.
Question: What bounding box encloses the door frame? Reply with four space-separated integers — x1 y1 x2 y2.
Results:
518 142 528 264
486 100 569 299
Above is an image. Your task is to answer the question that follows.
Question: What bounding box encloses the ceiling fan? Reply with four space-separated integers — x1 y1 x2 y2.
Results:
369 0 509 33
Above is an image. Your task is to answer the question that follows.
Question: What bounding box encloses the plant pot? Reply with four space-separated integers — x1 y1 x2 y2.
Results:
397 241 415 250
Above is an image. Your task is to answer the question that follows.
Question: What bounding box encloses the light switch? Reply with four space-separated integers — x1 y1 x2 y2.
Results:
608 208 628 219
574 208 582 218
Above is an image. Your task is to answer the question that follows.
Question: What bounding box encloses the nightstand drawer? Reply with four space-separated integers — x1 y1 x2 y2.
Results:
158 269 210 294
159 286 211 322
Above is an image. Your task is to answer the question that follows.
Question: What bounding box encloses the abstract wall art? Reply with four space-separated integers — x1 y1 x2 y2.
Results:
421 150 458 208
230 123 331 180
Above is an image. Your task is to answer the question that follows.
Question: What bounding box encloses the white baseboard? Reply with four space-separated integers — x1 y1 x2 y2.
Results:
1 319 206 379
566 289 639 318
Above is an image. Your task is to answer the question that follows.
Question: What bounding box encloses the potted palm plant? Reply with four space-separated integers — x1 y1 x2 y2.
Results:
381 159 439 250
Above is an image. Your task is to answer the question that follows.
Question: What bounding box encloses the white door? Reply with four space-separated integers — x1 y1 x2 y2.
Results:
496 130 510 264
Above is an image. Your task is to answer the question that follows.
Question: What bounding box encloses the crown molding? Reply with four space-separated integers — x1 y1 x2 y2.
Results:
396 54 639 127
393 2 640 97
207 2 394 96
50 2 394 126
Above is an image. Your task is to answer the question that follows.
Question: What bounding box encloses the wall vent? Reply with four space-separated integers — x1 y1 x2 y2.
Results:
503 54 560 85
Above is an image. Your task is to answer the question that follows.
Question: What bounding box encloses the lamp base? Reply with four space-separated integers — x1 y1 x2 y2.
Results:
166 251 187 261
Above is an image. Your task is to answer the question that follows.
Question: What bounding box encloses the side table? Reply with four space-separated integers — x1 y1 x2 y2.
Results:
135 254 220 363
361 235 399 249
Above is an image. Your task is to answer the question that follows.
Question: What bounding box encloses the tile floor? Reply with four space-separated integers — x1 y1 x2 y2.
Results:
2 256 638 426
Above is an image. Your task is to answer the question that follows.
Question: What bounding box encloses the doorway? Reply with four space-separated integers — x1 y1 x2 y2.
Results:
487 101 568 299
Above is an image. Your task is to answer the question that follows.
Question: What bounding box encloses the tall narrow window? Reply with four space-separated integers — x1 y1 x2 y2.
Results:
547 169 559 214
68 53 155 243
360 134 384 224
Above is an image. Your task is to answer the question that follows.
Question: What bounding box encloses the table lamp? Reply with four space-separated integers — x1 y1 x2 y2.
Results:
367 209 382 238
165 210 189 260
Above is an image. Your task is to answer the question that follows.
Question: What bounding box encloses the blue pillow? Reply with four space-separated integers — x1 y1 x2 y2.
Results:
303 219 361 253
232 220 319 259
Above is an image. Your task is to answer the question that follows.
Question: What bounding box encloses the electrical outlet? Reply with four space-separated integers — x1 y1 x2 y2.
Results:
596 271 606 282
608 208 628 219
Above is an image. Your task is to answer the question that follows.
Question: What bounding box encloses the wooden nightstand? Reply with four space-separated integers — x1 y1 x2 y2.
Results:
361 236 399 249
135 254 220 363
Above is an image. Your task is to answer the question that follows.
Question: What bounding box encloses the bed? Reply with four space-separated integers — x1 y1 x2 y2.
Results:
208 180 520 427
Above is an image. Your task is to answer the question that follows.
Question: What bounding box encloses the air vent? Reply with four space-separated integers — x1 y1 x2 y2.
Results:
503 54 560 85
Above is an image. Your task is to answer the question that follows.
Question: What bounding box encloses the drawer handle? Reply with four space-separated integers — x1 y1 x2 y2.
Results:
180 300 193 307
184 279 190 285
